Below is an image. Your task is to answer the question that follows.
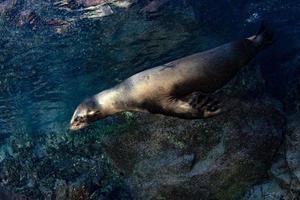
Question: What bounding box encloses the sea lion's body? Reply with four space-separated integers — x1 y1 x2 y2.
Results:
70 25 273 130
121 39 255 105
110 37 261 118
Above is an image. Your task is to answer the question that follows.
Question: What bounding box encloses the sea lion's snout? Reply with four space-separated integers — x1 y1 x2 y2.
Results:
69 114 88 131
69 98 103 131
69 105 89 131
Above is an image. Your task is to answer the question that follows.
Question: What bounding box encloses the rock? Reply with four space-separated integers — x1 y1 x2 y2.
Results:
76 0 106 8
0 129 129 199
270 155 293 191
285 114 300 196
0 186 30 200
0 0 16 16
68 175 90 200
241 147 296 200
187 0 238 29
282 54 300 113
140 0 170 14
241 181 288 200
16 10 39 28
54 179 68 200
79 4 114 20
103 100 284 199
271 32 300 200
55 0 134 9
39 184 53 200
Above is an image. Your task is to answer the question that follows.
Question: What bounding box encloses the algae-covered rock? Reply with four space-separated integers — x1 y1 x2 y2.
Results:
241 181 288 200
0 130 132 199
54 179 68 200
241 148 295 200
103 99 284 200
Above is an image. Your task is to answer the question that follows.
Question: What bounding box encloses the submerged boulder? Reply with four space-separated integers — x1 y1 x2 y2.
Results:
74 0 106 8
54 0 134 9
140 0 170 14
285 114 300 197
241 133 299 200
103 100 284 200
16 10 39 28
241 180 288 200
0 0 16 16
0 186 30 200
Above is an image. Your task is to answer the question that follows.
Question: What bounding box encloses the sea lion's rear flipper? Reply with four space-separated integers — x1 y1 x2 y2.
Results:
248 22 274 50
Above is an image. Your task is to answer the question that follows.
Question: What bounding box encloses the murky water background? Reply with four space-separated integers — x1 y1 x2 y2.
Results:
0 2 221 137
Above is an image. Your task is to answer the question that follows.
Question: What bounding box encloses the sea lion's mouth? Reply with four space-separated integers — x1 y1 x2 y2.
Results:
69 114 102 131
69 115 89 131
69 122 89 131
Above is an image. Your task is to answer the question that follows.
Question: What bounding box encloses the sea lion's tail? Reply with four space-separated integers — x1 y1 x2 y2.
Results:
251 22 274 50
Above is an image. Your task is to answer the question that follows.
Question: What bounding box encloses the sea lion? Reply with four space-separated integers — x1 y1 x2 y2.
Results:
70 24 273 131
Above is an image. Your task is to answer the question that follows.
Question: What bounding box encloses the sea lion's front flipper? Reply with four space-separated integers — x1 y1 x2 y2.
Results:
163 92 223 119
183 92 223 118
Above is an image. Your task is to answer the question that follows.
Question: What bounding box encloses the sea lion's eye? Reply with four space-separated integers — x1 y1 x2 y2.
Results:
87 110 95 116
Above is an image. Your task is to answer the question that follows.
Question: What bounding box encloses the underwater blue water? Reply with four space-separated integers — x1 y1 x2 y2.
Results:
0 3 220 137
0 0 299 199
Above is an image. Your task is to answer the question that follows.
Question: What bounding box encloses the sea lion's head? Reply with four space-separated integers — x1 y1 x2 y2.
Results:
69 98 105 131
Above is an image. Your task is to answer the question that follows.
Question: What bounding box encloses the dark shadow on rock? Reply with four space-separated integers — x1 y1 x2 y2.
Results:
103 99 285 200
